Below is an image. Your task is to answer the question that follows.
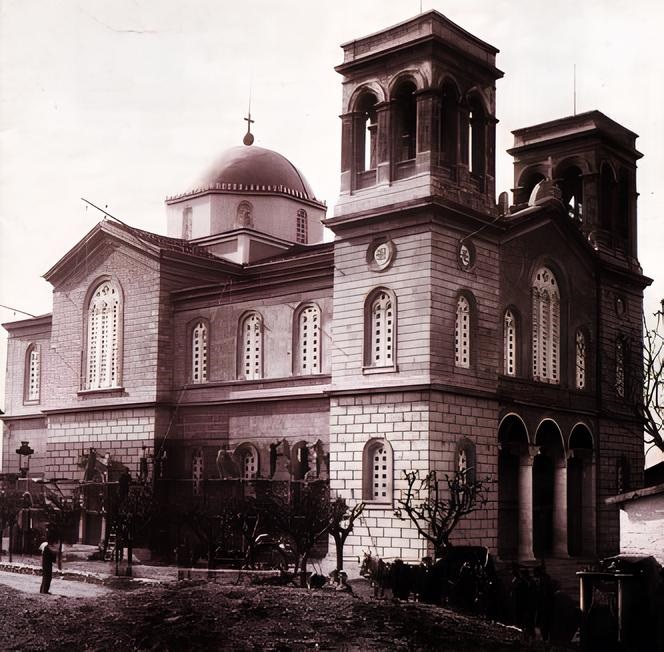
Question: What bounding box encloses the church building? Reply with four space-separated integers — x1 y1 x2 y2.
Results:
1 11 650 570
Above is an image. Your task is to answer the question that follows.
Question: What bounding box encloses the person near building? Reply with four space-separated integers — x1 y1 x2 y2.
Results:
39 539 56 594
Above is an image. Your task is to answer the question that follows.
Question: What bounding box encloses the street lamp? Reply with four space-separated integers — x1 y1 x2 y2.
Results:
16 441 34 478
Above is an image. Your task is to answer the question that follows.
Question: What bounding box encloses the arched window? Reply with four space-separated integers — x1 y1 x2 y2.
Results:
503 310 517 376
192 448 204 496
468 96 486 177
575 330 587 390
295 304 321 375
240 312 263 380
393 81 417 162
455 295 471 368
236 201 254 228
440 82 459 165
362 438 393 503
531 267 560 384
85 280 122 390
25 343 40 402
296 209 308 244
235 444 259 480
366 289 396 368
615 336 625 398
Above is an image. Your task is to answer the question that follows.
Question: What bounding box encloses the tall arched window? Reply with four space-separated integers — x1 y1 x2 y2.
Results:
366 289 396 368
468 96 486 177
192 448 204 496
531 267 560 384
191 320 208 384
355 92 378 172
440 81 459 165
295 304 321 375
240 312 263 380
455 295 471 368
393 81 417 162
362 438 393 503
575 330 587 390
25 343 40 402
504 310 517 376
85 280 122 390
296 209 308 244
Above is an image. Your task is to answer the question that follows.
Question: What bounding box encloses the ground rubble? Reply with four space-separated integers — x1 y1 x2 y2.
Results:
0 560 575 652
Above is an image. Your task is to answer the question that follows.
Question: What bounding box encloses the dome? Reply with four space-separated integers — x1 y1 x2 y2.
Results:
199 145 318 201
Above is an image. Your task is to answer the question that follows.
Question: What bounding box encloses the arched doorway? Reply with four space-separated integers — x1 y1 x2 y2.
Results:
534 420 566 558
498 415 529 559
568 425 595 556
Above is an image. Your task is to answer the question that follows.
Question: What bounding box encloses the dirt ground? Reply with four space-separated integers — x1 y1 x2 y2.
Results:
0 574 573 652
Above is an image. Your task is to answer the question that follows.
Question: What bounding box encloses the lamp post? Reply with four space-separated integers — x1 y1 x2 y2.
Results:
16 441 34 479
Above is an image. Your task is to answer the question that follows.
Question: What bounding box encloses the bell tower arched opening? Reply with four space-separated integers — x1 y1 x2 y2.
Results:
393 80 417 165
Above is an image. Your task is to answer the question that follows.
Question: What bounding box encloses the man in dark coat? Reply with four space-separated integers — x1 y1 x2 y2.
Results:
39 540 56 594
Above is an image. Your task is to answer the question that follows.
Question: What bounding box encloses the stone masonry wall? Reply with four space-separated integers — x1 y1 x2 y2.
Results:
46 407 157 477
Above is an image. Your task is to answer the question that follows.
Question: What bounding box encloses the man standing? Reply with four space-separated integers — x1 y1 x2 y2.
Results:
39 539 55 594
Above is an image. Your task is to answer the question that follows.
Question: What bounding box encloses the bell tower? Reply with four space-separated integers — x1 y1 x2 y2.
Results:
334 10 503 220
509 111 642 261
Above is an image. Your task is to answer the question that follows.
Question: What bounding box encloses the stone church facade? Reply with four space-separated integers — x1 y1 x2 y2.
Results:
1 11 650 567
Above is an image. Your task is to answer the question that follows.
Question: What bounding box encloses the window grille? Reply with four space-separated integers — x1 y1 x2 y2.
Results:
455 296 470 368
296 209 308 244
241 313 263 379
371 292 394 366
192 449 204 496
26 345 40 401
192 321 208 383
85 281 121 390
616 337 625 397
297 305 320 374
531 268 560 383
504 310 516 376
372 445 389 500
242 449 257 480
575 330 586 390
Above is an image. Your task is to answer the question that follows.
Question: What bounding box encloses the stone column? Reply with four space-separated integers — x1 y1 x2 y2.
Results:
339 113 354 194
518 446 538 561
552 459 568 556
375 101 392 185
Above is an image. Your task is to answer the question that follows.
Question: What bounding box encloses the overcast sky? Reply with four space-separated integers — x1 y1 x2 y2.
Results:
1 0 663 408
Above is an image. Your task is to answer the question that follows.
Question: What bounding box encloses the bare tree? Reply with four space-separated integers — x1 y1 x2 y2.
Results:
328 497 364 573
394 469 490 558
0 487 22 563
641 305 664 455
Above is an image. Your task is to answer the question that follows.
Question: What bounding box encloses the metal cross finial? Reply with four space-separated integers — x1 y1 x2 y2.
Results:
243 95 255 145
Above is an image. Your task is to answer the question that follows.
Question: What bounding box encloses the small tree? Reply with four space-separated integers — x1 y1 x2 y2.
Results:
112 481 154 577
268 481 333 585
395 469 490 558
328 497 364 572
43 492 79 570
0 489 22 563
641 306 664 455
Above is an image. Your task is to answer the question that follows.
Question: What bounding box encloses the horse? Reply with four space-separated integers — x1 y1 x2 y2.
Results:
360 552 391 599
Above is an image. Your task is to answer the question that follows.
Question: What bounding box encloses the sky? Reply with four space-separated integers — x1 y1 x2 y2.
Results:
0 0 663 410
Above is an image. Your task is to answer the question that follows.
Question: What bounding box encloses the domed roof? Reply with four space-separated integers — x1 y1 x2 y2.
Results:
199 144 318 201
